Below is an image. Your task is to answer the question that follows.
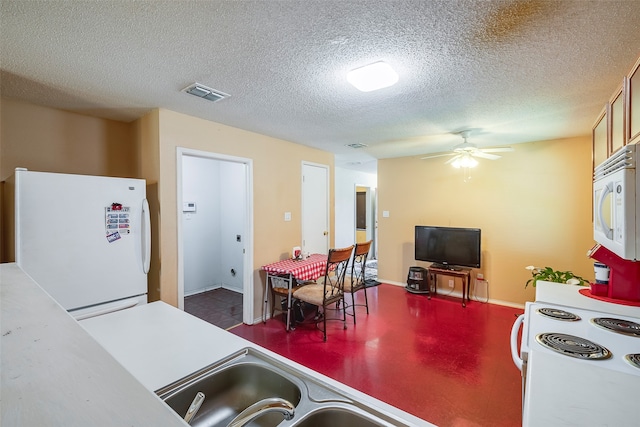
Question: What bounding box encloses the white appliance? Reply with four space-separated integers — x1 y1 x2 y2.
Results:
593 144 640 260
511 281 640 426
9 168 151 320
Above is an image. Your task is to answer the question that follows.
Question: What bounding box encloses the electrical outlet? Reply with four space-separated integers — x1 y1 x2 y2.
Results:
448 279 454 288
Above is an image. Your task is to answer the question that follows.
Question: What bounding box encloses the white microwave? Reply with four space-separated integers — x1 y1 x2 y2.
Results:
593 144 640 260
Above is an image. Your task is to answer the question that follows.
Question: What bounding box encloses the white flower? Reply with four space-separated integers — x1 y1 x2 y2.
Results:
566 278 581 285
525 265 536 271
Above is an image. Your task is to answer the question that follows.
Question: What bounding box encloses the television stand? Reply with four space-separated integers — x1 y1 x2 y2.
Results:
427 266 471 307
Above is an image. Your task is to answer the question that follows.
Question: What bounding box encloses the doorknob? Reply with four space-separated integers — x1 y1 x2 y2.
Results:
323 231 328 236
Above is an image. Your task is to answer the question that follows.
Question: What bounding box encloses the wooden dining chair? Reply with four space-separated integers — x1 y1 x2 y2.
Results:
292 245 354 341
344 240 373 324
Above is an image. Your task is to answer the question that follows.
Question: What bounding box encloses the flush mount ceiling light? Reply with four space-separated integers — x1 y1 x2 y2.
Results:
182 83 230 103
347 61 399 92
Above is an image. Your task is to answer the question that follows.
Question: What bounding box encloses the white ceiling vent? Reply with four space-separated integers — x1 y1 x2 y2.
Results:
346 143 368 149
182 83 230 103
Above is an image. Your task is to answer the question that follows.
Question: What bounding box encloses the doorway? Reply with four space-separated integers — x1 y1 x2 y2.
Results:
355 185 377 280
176 148 254 327
355 185 376 256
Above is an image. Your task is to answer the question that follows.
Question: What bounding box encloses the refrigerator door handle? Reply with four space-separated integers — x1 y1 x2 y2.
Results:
142 198 151 274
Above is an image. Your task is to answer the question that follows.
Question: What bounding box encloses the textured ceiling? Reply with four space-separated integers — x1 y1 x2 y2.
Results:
2 1 640 173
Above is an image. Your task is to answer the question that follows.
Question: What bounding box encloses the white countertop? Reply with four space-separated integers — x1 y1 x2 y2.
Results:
535 280 640 317
81 301 433 427
0 263 188 426
79 300 250 391
1 263 433 427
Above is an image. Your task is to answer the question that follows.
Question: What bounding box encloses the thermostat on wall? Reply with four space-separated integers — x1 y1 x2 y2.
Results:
183 202 196 212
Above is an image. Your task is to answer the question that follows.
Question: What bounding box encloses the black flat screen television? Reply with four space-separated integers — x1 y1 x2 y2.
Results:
415 226 481 269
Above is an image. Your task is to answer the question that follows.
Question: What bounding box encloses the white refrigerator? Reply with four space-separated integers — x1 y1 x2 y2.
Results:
11 168 151 320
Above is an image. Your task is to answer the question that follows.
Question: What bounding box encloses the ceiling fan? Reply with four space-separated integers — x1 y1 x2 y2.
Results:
420 130 514 168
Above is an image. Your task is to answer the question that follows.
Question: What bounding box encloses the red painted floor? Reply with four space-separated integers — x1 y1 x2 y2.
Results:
230 284 523 427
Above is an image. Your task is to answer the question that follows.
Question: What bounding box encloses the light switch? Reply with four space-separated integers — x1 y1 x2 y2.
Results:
382 210 390 218
284 212 292 221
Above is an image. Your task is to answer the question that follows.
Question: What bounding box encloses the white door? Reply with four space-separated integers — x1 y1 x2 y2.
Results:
302 163 329 255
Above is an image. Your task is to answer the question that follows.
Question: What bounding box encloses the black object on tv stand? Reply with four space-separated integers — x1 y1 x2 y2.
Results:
430 263 463 271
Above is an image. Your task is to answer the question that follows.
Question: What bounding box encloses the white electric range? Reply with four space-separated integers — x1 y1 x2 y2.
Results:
511 281 640 426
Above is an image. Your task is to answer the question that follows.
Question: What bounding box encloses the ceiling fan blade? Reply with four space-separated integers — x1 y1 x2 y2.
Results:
473 151 501 160
444 155 461 165
481 146 514 153
420 153 456 160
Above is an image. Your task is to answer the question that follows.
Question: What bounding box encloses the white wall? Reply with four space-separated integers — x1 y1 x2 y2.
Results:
218 161 246 292
335 167 377 249
182 156 245 295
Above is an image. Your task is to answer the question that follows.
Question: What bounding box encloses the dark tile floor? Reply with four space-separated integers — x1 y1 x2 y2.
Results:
231 283 523 427
184 288 243 330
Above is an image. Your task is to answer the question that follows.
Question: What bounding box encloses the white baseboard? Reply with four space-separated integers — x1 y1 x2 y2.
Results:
184 283 243 297
377 279 525 310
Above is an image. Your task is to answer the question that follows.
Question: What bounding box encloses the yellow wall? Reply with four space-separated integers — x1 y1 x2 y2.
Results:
377 136 594 305
0 99 137 181
144 109 335 316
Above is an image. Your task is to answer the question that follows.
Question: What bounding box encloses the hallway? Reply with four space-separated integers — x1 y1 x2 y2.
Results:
230 284 523 427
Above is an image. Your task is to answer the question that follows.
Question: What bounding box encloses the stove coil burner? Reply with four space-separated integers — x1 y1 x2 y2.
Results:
536 307 581 321
536 333 612 360
625 354 640 370
591 318 640 337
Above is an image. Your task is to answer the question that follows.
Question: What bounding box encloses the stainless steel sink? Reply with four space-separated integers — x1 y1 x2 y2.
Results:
156 348 417 427
292 404 392 427
157 349 302 427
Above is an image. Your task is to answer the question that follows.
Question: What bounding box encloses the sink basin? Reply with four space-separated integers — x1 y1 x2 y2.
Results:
157 350 302 427
157 348 417 427
292 406 389 427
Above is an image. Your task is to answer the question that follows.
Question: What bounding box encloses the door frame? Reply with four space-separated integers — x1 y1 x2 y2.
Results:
354 184 376 256
301 161 330 254
176 147 254 325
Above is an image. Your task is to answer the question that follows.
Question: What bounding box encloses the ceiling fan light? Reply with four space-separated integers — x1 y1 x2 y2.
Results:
462 155 479 168
452 154 478 169
347 61 398 92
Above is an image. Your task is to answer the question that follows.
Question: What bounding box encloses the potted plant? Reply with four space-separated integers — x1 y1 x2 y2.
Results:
525 266 588 288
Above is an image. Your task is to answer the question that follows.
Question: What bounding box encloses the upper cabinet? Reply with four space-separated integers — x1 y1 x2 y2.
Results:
628 56 640 144
592 54 640 172
592 106 609 171
610 83 625 155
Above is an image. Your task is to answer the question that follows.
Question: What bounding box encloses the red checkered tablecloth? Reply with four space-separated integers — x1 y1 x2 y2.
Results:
261 253 328 281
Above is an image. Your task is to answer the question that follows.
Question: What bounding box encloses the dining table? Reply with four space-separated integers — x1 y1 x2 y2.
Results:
261 253 328 330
